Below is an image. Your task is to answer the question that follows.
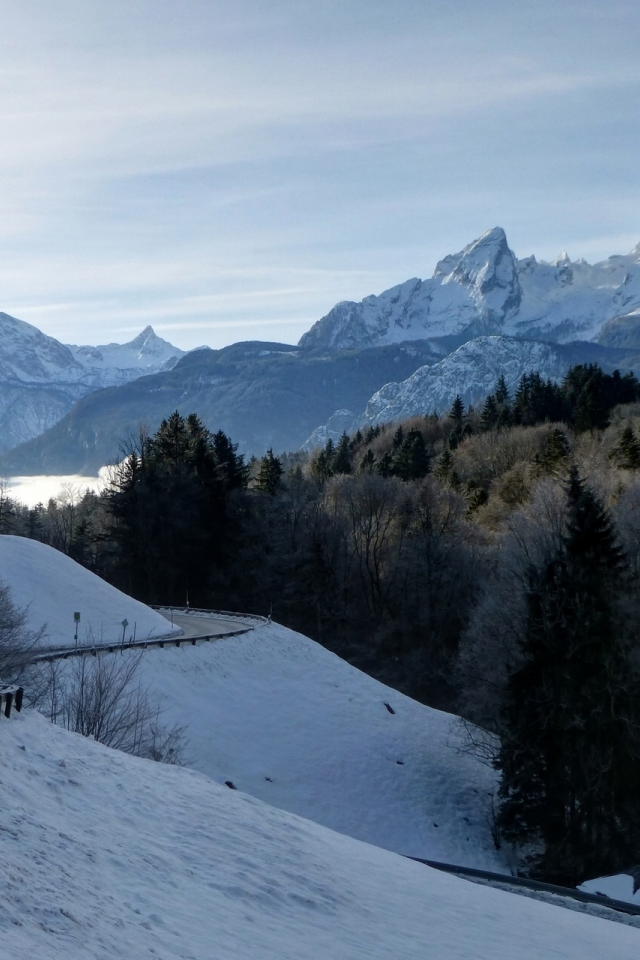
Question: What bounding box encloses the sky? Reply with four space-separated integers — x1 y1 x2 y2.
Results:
0 0 639 351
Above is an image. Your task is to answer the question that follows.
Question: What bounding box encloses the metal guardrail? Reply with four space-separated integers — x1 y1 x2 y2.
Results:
150 605 270 625
409 857 640 918
29 627 253 664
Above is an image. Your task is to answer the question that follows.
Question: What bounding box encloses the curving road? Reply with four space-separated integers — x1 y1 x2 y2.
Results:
162 612 251 639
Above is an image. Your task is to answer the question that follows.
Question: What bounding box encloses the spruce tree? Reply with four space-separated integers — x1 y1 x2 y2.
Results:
534 429 570 474
496 468 640 883
611 425 640 469
495 374 510 406
480 394 498 431
360 449 376 472
333 433 353 475
393 429 430 481
255 449 284 495
449 395 465 424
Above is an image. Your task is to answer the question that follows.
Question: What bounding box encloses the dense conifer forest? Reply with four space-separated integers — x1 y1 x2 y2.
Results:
4 361 640 882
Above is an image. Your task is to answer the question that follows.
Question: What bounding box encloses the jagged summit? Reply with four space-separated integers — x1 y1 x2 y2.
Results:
299 228 640 351
67 326 185 374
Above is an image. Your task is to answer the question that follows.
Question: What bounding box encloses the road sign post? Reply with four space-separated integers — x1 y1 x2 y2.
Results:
74 612 81 645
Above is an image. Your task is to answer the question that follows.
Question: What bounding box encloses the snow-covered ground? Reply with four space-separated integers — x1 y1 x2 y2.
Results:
134 625 503 869
0 535 177 646
580 873 640 906
2 534 501 867
1 711 638 960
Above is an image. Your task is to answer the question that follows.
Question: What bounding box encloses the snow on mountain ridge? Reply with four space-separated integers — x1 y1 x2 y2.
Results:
299 228 640 351
304 336 572 447
67 324 185 382
358 336 568 428
0 313 187 452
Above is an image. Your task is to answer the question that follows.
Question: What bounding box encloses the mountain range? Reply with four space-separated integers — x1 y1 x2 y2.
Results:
2 226 640 475
300 227 640 351
0 314 184 453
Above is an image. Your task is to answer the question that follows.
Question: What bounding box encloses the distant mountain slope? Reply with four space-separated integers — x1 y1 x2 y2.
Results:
0 313 185 452
0 340 440 474
305 336 640 447
299 228 640 351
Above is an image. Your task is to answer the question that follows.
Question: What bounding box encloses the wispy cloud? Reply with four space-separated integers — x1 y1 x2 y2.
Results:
0 1 638 348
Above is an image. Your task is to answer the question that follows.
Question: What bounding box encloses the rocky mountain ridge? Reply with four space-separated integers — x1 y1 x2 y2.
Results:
299 228 640 351
304 335 640 450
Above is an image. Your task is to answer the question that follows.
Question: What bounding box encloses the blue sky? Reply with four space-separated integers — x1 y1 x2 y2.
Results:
1 0 639 349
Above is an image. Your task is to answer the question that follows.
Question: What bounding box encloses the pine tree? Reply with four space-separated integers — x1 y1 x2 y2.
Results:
480 394 498 431
393 429 430 481
449 395 465 424
496 468 640 883
360 449 376 472
255 449 284 495
611 425 640 469
333 433 353 475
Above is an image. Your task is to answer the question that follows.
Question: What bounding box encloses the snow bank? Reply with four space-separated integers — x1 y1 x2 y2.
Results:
0 535 177 646
0 712 638 960
130 622 503 869
580 873 640 906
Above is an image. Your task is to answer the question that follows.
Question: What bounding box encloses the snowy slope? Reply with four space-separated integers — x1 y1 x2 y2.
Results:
0 534 497 867
299 228 640 350
104 623 501 869
0 535 177 646
1 712 638 960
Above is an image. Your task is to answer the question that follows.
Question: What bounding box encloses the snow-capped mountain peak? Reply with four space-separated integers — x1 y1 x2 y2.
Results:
68 325 185 374
299 228 640 351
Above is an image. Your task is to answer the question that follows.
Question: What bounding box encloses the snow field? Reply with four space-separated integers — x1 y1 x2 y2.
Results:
0 535 178 646
114 622 503 869
1 711 639 960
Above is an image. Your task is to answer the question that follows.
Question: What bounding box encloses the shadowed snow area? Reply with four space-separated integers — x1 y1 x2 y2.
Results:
1 712 638 960
0 536 178 646
119 624 500 869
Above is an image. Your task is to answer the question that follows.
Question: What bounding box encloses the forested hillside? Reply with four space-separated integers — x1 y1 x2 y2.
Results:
4 361 640 883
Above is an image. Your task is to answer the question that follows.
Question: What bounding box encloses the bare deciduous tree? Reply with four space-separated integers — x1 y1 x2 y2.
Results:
0 579 44 682
36 651 186 764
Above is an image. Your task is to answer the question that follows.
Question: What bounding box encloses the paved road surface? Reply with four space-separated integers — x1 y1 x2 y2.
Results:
164 612 251 639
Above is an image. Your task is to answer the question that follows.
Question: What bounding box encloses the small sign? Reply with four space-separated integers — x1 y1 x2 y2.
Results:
121 619 129 629
74 612 81 622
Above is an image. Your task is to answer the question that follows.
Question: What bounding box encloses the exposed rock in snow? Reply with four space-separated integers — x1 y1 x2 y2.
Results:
299 228 640 351
357 337 569 426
